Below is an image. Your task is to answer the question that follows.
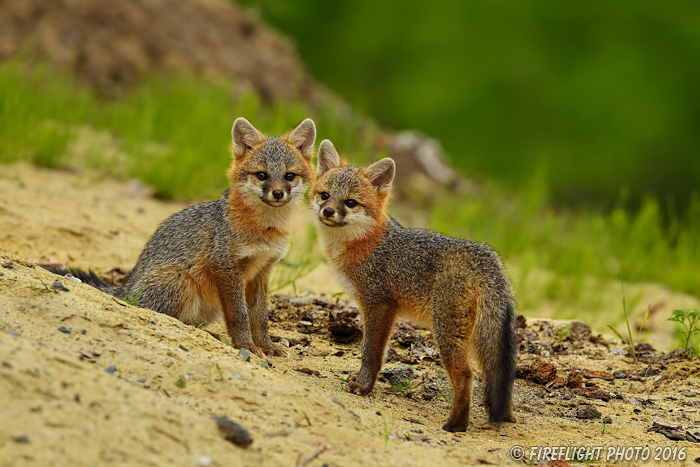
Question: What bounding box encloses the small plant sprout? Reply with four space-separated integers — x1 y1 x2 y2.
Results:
196 322 205 329
36 279 56 294
175 377 186 389
125 291 144 307
332 291 347 304
668 308 700 355
607 282 650 363
557 324 570 342
598 417 609 434
215 363 224 380
391 379 413 393
378 409 395 444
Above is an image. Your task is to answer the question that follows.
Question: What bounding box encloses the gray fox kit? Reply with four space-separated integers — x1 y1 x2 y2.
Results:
54 118 316 357
311 140 516 431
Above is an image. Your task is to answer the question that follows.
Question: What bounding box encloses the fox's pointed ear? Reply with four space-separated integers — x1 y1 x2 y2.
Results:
317 139 341 176
366 158 395 195
232 118 264 159
287 118 316 159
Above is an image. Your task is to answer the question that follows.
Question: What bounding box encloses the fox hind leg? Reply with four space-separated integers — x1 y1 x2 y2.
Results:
433 301 478 432
129 266 220 326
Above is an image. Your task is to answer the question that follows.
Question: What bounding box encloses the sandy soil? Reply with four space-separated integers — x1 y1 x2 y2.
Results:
2 163 700 467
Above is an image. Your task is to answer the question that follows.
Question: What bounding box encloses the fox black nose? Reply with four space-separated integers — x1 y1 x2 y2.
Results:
272 190 284 200
323 207 335 218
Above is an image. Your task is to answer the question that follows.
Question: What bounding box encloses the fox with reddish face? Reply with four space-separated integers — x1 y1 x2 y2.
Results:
51 118 316 358
311 140 517 432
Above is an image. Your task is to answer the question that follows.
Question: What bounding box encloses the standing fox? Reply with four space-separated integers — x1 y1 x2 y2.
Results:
311 140 516 432
57 118 316 357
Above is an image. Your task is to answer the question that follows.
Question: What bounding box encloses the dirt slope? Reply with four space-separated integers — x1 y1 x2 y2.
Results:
1 164 700 467
0 0 324 105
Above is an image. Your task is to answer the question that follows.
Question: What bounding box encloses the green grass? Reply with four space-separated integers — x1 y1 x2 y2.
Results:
0 58 376 199
391 379 413 393
423 175 700 304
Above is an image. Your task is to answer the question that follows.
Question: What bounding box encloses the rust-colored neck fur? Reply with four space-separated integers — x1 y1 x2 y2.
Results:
226 186 286 242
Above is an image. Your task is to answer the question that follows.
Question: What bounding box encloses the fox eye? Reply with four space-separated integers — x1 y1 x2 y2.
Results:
320 192 330 201
344 199 357 208
285 173 295 181
256 172 268 181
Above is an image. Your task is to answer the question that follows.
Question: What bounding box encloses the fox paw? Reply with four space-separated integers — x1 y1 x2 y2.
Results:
232 340 264 358
346 375 372 396
261 343 289 358
441 421 468 433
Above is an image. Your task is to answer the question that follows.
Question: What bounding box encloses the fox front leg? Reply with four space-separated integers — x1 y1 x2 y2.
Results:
347 304 398 395
214 271 262 357
246 262 288 357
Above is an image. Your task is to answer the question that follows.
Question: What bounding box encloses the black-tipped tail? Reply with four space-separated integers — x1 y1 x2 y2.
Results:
43 265 118 295
476 298 517 423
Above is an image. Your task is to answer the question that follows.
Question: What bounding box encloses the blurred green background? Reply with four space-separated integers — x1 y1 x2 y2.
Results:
241 0 700 213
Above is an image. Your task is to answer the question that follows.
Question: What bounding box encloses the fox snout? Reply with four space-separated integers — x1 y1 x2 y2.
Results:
315 200 347 226
262 183 291 206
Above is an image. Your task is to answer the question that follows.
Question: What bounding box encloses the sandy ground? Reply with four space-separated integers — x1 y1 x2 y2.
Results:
2 163 700 467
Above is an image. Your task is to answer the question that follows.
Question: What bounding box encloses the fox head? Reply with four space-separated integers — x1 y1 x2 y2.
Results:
311 139 395 244
228 118 316 210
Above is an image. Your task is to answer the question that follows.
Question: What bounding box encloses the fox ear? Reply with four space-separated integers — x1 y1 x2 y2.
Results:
287 118 316 159
317 139 341 176
232 118 263 159
366 158 395 195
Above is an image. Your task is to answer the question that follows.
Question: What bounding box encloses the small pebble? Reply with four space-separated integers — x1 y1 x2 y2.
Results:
137 378 146 383
13 435 29 443
197 456 212 467
1 261 13 269
81 330 87 335
65 274 81 283
260 363 269 369
576 405 601 419
261 391 267 397
238 348 251 362
232 372 242 380
683 391 697 397
613 371 627 379
105 365 117 374
179 345 189 352
58 326 72 334
52 281 70 292
150 320 157 325
331 396 345 408
312 298 332 307
288 297 310 306
215 416 253 447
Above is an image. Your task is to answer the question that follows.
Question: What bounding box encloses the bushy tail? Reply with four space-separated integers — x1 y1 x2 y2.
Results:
43 265 118 295
475 294 517 422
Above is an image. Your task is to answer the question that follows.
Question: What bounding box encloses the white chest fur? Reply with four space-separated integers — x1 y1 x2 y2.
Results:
330 265 359 299
238 236 289 282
